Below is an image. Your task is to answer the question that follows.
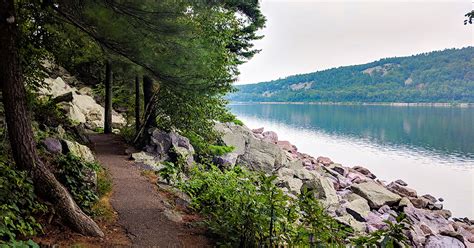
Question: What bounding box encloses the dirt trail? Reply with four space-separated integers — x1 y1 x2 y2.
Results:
89 134 210 248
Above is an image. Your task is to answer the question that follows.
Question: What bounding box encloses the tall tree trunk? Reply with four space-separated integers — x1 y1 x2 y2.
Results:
0 0 103 237
143 75 156 131
135 75 140 134
104 60 112 134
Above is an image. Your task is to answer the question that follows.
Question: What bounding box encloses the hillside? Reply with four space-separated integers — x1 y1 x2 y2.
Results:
230 47 474 103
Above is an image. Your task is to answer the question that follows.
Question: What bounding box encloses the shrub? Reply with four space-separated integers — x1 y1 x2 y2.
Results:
53 154 100 214
0 162 45 242
179 165 350 247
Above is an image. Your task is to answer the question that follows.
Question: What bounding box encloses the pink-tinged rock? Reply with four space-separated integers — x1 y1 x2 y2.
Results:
378 205 391 214
276 140 297 153
453 222 474 244
252 127 264 134
352 166 376 179
346 172 368 184
405 206 455 236
317 156 333 166
366 211 388 231
424 235 465 248
262 131 278 143
387 181 418 197
395 179 408 186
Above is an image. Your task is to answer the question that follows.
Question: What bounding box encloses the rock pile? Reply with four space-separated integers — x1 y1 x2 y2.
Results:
38 76 126 130
213 122 474 247
130 128 195 172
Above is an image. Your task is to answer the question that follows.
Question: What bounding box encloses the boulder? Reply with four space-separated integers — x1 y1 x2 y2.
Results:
352 166 376 179
38 76 126 130
147 129 195 170
62 140 95 163
317 156 333 166
424 235 465 248
405 206 455 238
262 131 278 143
301 174 339 207
276 141 297 154
335 215 366 233
131 151 164 171
409 196 430 209
387 181 417 197
422 194 438 204
344 196 371 222
351 181 401 209
395 179 408 186
251 127 264 134
328 163 348 177
42 138 62 154
78 87 93 96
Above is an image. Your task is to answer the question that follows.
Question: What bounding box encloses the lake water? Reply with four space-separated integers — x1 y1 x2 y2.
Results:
229 103 474 219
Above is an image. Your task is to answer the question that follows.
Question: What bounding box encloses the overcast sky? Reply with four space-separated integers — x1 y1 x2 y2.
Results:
236 0 473 84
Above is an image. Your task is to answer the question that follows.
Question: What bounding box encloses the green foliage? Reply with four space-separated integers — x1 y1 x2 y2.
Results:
158 162 180 185
0 162 45 242
208 145 235 156
296 190 350 246
231 47 474 103
179 165 350 247
0 239 39 248
351 213 411 247
53 154 100 214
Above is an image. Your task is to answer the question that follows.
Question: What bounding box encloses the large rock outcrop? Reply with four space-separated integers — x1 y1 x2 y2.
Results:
38 76 126 130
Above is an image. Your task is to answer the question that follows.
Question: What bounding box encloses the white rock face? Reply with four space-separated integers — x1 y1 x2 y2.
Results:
38 76 126 129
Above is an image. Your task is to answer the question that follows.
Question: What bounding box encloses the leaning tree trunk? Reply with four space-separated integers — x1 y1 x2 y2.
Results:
104 60 112 134
135 75 140 134
0 0 103 237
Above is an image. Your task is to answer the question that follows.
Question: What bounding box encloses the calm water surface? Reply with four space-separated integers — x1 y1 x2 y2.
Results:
229 103 474 218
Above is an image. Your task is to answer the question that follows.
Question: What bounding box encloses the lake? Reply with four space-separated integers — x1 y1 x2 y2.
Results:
229 103 474 219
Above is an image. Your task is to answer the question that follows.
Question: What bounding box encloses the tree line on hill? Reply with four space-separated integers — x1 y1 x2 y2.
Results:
230 47 474 103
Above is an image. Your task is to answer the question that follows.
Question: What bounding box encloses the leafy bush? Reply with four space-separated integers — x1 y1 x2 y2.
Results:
0 239 39 248
158 162 180 185
0 162 45 242
179 165 350 247
53 154 100 214
207 145 234 156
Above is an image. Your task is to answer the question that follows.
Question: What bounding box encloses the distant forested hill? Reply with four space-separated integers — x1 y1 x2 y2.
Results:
230 47 474 103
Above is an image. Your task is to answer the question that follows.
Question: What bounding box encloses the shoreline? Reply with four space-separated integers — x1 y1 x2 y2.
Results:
230 101 474 107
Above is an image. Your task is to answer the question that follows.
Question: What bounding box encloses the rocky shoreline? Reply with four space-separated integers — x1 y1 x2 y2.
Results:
130 121 474 247
213 123 474 247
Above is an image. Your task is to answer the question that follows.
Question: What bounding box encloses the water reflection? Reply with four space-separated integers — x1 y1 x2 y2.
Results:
230 104 474 160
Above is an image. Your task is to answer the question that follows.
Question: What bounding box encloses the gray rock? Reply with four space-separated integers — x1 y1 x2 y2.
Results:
301 174 339 208
398 197 414 208
344 197 371 222
42 138 62 154
351 181 402 209
62 139 95 163
424 235 464 248
148 129 195 170
335 215 366 233
131 151 164 171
